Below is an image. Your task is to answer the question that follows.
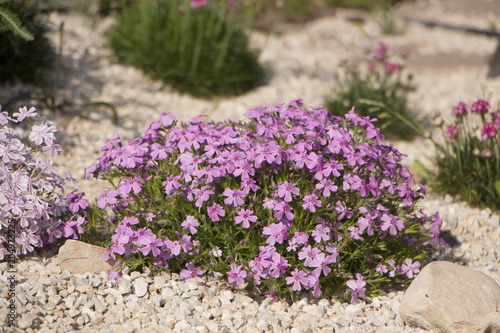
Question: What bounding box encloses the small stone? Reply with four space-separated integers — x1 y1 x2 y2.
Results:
133 278 148 297
118 280 132 295
205 321 219 333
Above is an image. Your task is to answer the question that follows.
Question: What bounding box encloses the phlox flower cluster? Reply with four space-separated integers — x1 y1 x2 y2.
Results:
74 100 442 302
0 107 81 259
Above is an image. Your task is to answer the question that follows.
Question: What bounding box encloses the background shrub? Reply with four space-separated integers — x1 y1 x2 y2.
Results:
0 0 54 83
107 0 264 98
325 42 418 140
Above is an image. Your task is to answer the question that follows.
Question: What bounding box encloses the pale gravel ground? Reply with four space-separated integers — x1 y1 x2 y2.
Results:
1 1 500 332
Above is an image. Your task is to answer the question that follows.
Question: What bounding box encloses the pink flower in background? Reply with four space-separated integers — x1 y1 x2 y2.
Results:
374 41 388 59
190 0 208 9
481 123 497 140
444 125 461 139
471 99 490 114
451 102 468 117
180 262 204 282
384 61 399 73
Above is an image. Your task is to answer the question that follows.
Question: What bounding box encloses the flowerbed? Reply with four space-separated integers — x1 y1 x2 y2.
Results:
64 100 443 303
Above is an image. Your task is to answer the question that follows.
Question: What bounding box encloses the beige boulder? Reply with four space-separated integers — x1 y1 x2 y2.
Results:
399 261 500 333
56 239 116 275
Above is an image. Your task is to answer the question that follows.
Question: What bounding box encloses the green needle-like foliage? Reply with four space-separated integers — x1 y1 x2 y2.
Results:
0 0 54 83
107 0 264 98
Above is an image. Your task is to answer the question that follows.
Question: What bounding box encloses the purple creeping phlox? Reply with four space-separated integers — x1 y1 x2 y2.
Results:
0 107 81 259
75 100 443 302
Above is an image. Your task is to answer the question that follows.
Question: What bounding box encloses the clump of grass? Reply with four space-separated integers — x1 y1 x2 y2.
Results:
325 42 418 140
0 0 54 83
107 0 264 98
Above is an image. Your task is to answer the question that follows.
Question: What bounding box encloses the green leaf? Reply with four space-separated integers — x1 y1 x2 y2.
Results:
0 7 34 41
414 160 432 183
495 180 500 196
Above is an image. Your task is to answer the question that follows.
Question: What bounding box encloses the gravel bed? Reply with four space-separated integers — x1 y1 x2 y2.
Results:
1 1 500 332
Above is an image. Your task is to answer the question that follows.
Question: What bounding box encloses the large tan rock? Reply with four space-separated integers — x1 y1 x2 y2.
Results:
399 261 500 333
56 239 116 275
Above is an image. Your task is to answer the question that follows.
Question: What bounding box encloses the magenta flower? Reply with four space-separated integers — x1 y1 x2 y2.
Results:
276 181 300 202
384 61 399 73
302 194 321 213
193 186 214 208
298 245 321 267
223 188 245 207
470 99 490 114
482 123 497 140
401 258 420 278
138 234 163 257
445 125 461 139
234 209 257 228
346 274 366 303
311 224 330 243
181 216 199 234
273 201 294 220
207 203 225 222
285 268 309 291
315 178 338 197
451 102 468 117
380 213 404 235
262 222 288 245
311 252 335 277
335 200 353 220
269 253 290 278
227 264 247 286
180 262 204 282
163 175 181 194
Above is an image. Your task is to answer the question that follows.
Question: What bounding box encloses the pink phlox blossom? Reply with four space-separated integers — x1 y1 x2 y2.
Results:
311 224 330 243
29 123 56 146
233 162 255 180
240 178 260 194
305 152 323 172
346 273 366 303
322 160 343 178
227 264 247 286
401 258 420 278
178 234 193 253
269 252 290 278
380 213 404 236
67 191 88 213
110 233 129 255
165 238 182 256
254 142 279 166
262 222 289 245
262 197 277 209
376 263 388 274
195 166 220 183
357 214 376 236
181 216 199 234
430 212 442 242
285 268 309 291
315 178 338 197
311 252 335 277
335 200 353 221
325 244 339 263
180 262 204 282
193 186 214 208
97 189 118 209
207 203 225 222
273 201 294 221
159 112 177 126
302 193 321 213
150 143 172 160
298 245 321 267
13 106 37 122
223 187 245 207
281 126 304 144
63 216 86 238
348 226 362 240
138 234 163 257
276 181 300 202
163 175 182 194
234 209 257 229
381 178 395 194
